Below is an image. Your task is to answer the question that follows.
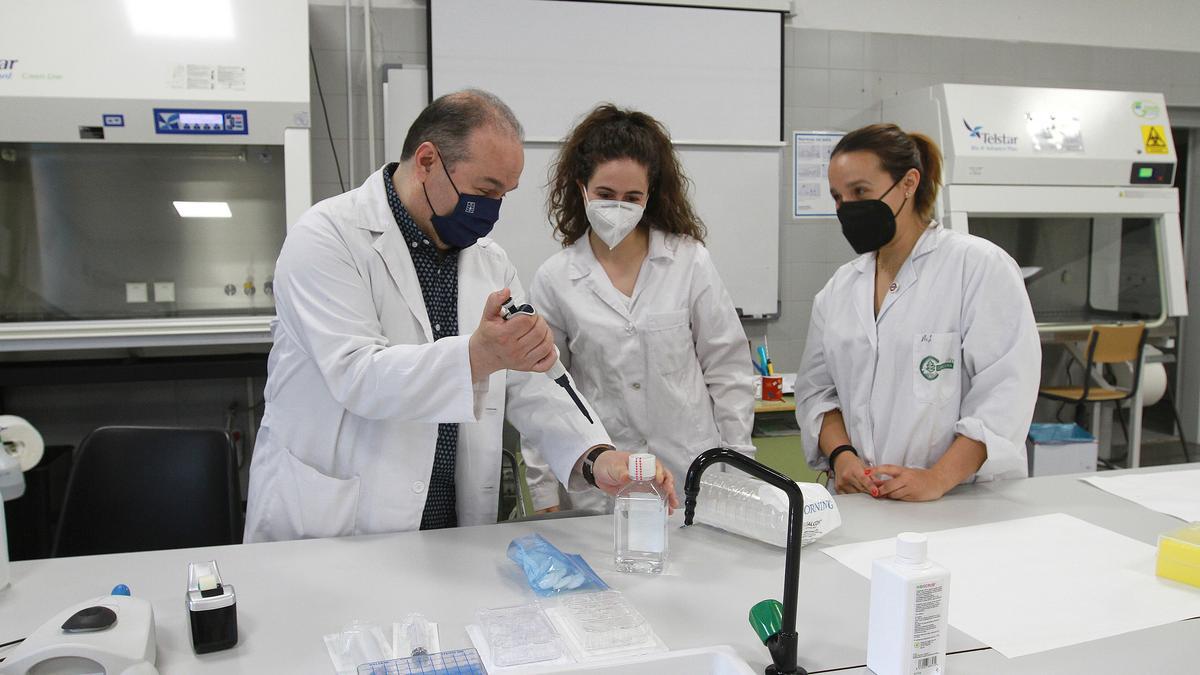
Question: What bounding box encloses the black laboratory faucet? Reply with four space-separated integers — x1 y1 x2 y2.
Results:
683 447 807 675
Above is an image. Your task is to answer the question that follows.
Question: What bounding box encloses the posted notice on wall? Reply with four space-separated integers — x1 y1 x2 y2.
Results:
792 131 843 219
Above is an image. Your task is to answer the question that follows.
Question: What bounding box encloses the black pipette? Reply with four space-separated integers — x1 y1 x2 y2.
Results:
501 298 594 424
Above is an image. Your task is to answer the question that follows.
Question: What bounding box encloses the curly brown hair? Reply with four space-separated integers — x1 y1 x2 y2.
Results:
547 104 707 246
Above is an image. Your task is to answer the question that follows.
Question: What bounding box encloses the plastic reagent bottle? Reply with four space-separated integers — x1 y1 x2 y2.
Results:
867 532 949 675
614 453 668 574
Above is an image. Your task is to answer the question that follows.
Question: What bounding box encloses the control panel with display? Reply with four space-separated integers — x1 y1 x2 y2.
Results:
154 108 248 135
1129 162 1174 185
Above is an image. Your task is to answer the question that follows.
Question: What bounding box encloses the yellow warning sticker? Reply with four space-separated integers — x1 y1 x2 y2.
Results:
1142 125 1169 154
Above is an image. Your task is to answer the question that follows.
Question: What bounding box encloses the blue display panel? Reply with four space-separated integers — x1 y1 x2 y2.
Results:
153 108 248 135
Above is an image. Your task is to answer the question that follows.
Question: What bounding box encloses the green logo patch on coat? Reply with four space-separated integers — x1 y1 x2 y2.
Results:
919 356 955 381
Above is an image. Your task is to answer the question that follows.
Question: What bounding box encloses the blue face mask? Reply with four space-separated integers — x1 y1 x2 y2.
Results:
422 151 502 249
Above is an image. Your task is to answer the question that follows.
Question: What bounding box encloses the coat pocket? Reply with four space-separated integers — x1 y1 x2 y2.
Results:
912 331 961 405
643 309 693 377
272 447 361 540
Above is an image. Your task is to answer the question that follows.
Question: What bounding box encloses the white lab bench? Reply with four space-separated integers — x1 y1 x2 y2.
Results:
2 465 1197 674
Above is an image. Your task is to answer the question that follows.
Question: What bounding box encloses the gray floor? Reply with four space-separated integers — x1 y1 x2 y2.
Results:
1102 416 1197 468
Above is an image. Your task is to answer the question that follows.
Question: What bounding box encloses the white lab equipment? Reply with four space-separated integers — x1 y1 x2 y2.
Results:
693 472 841 548
880 84 1186 331
614 454 668 574
0 592 158 675
0 415 43 591
0 0 311 352
866 532 950 675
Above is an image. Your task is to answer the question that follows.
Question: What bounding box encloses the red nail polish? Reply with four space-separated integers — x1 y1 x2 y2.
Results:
871 488 880 497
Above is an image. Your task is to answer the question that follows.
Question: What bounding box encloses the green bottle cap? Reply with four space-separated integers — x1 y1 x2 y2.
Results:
748 598 784 644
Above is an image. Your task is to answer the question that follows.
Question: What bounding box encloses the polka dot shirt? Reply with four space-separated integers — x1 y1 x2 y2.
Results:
384 163 460 530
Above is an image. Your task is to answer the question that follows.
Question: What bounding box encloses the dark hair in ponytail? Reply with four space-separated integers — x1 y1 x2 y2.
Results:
831 123 944 222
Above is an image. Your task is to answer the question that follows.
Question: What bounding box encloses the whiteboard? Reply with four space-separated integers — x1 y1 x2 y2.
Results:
490 143 781 317
428 0 783 316
430 0 782 144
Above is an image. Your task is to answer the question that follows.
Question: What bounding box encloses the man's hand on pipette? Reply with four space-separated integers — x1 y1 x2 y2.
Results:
592 450 680 514
469 289 558 381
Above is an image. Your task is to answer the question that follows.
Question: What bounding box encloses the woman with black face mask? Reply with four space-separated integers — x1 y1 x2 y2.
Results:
794 124 1041 502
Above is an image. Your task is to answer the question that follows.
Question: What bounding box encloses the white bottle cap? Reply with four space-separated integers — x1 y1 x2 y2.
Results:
629 453 656 482
896 532 928 563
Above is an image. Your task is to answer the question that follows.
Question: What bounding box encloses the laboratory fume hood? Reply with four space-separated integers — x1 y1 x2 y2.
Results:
882 84 1186 332
0 0 312 353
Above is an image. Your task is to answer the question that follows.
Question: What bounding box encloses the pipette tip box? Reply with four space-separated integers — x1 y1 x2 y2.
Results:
1156 523 1200 589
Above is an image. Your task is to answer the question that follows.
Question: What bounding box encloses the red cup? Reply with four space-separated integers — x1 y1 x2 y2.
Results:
762 375 783 402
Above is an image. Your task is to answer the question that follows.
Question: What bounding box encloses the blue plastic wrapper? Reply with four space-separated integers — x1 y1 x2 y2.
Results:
1028 423 1096 444
507 533 609 597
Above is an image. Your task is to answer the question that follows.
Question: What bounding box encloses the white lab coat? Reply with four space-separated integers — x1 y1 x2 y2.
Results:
795 223 1040 481
522 230 756 510
243 168 609 542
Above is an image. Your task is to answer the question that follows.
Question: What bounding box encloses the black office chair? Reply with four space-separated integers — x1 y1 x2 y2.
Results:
52 426 242 557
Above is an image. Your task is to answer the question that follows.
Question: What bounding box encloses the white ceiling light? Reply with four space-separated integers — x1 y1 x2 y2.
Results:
173 201 232 218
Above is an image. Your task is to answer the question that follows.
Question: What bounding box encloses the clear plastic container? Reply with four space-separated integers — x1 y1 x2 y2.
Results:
475 603 562 667
559 591 655 653
694 471 790 547
614 453 668 574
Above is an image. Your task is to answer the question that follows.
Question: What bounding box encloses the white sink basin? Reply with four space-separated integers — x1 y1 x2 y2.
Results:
521 645 756 674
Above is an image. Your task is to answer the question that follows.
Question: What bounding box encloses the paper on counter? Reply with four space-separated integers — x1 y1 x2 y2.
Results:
820 513 1200 658
781 373 796 395
1081 470 1200 522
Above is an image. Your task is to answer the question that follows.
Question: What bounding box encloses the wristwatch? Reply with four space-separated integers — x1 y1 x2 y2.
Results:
582 445 615 487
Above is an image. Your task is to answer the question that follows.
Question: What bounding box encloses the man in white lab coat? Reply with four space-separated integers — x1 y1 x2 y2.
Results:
244 90 677 542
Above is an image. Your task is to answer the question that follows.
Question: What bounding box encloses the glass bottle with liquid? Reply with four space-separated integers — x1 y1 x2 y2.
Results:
614 453 668 574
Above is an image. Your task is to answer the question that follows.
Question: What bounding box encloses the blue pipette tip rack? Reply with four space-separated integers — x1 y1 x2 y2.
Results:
357 648 488 674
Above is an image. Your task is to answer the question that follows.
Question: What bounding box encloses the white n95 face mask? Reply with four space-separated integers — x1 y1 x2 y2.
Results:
584 194 645 250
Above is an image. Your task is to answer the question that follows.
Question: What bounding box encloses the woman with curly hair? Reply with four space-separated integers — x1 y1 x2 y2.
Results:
522 104 755 513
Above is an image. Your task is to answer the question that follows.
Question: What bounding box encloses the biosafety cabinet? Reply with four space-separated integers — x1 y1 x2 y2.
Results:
0 0 311 352
883 84 1186 331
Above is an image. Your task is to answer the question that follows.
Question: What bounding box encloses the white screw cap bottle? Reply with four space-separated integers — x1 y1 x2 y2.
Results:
613 453 668 574
867 532 949 675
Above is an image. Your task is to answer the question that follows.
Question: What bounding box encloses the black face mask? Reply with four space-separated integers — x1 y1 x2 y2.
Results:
836 177 908 255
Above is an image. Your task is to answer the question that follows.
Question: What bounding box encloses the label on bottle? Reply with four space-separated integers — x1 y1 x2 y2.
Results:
626 500 665 553
910 580 945 674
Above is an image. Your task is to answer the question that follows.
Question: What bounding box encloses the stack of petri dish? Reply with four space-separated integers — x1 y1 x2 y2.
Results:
558 591 657 656
475 603 563 667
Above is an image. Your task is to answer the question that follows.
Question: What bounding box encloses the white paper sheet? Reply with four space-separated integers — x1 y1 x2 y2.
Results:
1082 470 1200 522
820 513 1200 658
